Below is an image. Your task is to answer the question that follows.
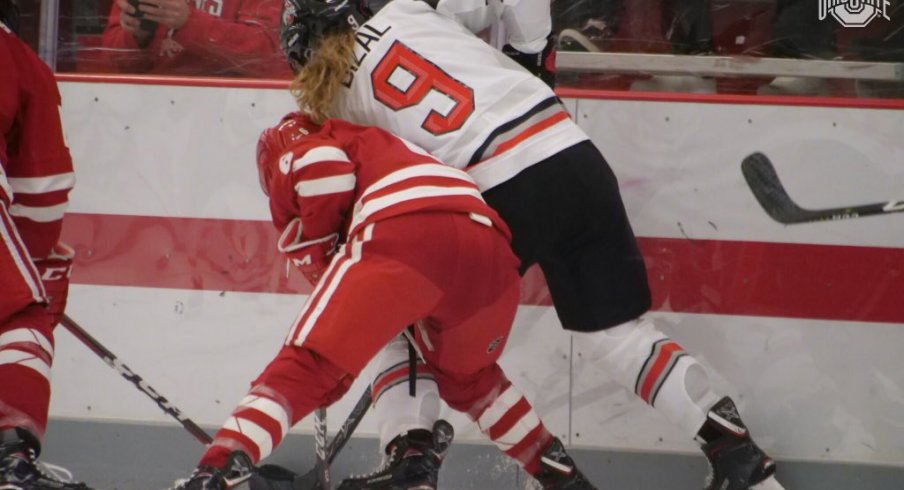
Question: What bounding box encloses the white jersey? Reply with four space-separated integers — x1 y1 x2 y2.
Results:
334 0 588 191
433 0 551 53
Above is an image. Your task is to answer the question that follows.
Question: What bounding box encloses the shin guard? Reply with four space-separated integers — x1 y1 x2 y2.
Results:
371 335 441 450
573 318 721 439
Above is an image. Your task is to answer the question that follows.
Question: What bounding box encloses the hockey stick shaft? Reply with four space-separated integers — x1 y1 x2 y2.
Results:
59 314 213 445
314 407 331 490
296 386 373 489
742 152 904 224
325 385 372 463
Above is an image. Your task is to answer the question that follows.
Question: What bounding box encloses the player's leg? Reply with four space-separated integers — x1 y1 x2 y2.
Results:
174 221 446 489
422 213 595 489
336 334 445 490
488 141 781 490
416 232 595 489
0 197 94 489
337 212 524 490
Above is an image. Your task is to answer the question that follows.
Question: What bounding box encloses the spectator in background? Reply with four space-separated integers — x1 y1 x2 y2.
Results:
1 3 92 489
768 0 837 60
662 0 713 54
555 0 712 54
757 0 838 95
101 0 291 78
554 0 622 52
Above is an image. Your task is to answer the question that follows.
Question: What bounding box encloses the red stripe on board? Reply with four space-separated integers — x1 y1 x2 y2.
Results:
61 213 307 295
56 73 289 90
62 213 904 324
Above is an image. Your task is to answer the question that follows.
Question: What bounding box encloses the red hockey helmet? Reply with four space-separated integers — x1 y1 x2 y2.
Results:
256 112 320 196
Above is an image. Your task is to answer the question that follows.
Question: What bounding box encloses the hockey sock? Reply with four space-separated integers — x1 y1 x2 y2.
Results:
371 335 441 451
473 382 553 475
572 318 721 440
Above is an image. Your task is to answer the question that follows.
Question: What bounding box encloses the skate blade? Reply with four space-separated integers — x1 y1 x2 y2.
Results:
751 475 786 490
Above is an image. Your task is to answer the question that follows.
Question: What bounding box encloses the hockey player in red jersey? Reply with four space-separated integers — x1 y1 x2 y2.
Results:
0 4 94 489
169 112 597 490
279 1 785 489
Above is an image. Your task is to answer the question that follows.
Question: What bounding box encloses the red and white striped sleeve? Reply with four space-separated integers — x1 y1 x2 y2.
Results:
1 28 74 260
269 139 357 242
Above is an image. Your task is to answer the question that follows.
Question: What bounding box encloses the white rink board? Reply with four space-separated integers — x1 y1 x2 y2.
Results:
53 81 904 467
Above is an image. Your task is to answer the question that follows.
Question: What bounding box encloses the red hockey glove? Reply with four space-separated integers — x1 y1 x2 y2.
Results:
502 33 557 89
278 218 340 286
33 242 75 326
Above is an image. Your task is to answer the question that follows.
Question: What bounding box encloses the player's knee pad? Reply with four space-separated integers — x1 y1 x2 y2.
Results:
573 318 720 438
371 335 441 449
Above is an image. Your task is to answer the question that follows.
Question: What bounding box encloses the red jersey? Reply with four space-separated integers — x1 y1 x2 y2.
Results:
0 24 74 260
101 0 291 78
265 118 510 245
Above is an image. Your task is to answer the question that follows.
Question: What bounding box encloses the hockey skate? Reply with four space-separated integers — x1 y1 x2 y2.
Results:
532 437 597 490
337 420 454 490
171 451 255 490
0 428 94 490
698 397 782 490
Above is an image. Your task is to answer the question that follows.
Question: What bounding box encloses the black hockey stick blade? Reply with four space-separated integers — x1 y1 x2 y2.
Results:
741 152 810 224
741 152 904 224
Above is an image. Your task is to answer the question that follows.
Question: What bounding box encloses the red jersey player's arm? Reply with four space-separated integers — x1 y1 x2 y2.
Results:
4 30 74 259
268 138 356 283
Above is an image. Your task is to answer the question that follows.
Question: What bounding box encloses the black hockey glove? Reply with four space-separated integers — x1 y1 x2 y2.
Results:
502 33 557 89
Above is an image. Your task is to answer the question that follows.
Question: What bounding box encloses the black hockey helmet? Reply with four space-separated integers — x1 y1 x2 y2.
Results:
0 0 20 34
280 0 374 73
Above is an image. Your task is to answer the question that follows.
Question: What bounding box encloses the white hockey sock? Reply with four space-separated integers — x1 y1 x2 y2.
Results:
371 335 441 450
572 318 721 440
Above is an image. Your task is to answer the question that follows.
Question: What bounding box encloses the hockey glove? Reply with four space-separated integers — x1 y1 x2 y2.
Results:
502 33 557 89
33 242 75 327
278 218 339 286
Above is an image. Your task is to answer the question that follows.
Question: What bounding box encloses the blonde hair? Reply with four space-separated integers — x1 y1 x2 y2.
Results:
289 30 357 124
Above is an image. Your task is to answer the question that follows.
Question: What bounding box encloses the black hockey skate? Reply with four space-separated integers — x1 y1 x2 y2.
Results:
0 428 94 490
171 451 256 490
532 437 598 490
698 397 777 490
337 420 454 490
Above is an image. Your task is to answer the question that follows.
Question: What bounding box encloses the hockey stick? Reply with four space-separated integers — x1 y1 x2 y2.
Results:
742 152 904 224
59 314 213 445
289 386 373 490
314 407 330 490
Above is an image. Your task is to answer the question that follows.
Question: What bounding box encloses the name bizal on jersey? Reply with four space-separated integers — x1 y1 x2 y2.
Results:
343 22 392 88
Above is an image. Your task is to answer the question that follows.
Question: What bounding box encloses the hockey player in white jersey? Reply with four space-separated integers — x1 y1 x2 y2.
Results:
279 1 786 489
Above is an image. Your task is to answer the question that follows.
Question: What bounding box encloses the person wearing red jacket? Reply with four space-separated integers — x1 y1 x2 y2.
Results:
101 0 291 78
0 4 93 489
168 112 596 490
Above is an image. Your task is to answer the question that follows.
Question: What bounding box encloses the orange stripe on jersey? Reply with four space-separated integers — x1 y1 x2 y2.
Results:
489 111 571 159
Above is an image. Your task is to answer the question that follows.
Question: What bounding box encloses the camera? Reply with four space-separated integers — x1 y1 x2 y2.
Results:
127 0 159 32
